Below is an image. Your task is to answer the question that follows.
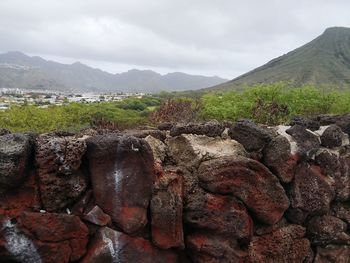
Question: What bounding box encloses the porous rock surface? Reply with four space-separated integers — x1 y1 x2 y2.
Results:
1 118 350 262
86 134 154 234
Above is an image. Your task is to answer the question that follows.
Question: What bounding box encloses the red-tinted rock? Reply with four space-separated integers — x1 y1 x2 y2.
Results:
81 227 179 263
307 215 350 245
332 202 350 225
248 225 311 263
86 134 154 234
0 133 33 193
151 165 184 249
254 217 288 236
313 148 350 201
71 190 93 217
184 187 253 242
198 156 289 225
82 205 111 226
35 135 87 212
338 149 350 200
0 212 89 263
314 245 350 263
263 135 299 183
288 163 335 223
186 233 248 263
0 171 41 217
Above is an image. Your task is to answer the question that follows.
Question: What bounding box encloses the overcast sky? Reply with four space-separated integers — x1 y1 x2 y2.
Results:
0 0 350 79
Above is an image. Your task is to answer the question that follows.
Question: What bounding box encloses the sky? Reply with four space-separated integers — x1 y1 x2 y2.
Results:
0 0 350 79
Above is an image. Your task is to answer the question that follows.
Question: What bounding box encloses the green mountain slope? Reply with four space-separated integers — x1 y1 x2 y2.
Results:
212 27 350 91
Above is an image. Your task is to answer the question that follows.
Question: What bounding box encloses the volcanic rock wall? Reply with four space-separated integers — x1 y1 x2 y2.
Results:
1 119 350 262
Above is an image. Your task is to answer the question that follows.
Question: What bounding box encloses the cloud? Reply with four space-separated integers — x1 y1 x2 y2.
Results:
0 0 350 78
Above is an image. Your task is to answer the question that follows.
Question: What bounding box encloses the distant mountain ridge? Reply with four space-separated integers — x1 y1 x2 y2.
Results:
211 27 350 91
0 51 227 93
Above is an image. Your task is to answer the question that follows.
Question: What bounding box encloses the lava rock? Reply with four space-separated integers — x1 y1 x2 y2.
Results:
316 113 350 136
248 225 311 263
321 125 347 148
0 128 10 136
35 135 88 212
263 135 299 183
288 163 335 223
151 165 184 249
286 124 320 154
0 171 40 217
314 149 350 201
186 233 248 263
120 129 167 142
86 134 154 234
0 212 89 263
166 134 246 171
254 217 288 236
307 215 350 245
82 205 111 226
0 133 33 192
332 202 350 226
145 135 167 163
290 116 320 131
198 156 289 225
170 120 225 137
184 187 253 242
157 122 174 131
228 120 274 152
314 244 350 263
81 227 179 263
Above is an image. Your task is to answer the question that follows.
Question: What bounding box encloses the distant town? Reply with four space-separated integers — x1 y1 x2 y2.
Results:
0 88 145 110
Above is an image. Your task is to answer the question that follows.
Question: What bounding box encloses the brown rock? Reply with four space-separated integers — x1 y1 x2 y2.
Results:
314 245 350 263
263 135 299 183
332 202 350 225
254 217 288 236
170 121 225 137
82 205 111 226
0 212 89 263
151 165 184 249
81 227 179 263
86 134 154 234
307 215 350 245
248 225 311 263
288 163 335 223
35 135 87 211
186 233 248 263
198 156 289 225
184 187 253 242
0 171 41 217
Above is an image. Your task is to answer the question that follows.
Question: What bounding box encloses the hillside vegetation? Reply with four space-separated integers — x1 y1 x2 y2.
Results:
2 83 350 133
212 27 350 91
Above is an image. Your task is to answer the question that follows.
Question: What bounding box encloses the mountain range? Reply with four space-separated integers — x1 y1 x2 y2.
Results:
212 27 350 91
0 51 227 93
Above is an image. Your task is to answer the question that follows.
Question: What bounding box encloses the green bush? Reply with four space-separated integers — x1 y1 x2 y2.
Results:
200 82 350 125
